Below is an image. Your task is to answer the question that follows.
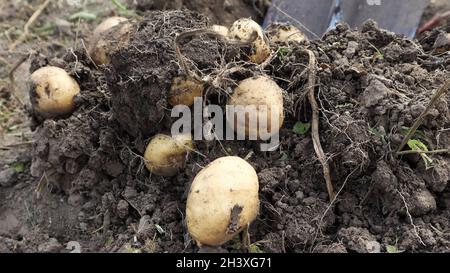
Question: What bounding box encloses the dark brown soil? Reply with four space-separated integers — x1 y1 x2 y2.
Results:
1 5 450 253
127 0 268 26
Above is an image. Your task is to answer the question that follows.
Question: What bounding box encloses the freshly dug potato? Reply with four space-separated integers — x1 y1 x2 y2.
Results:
228 18 270 64
93 16 128 37
186 156 259 246
227 75 284 138
168 76 204 107
29 66 80 118
266 23 307 43
89 21 132 65
211 24 229 37
144 133 193 177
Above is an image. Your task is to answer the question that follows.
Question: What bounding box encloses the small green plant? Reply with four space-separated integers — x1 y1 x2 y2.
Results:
249 243 264 253
111 0 137 17
279 152 288 161
368 126 386 144
401 126 427 142
293 121 311 135
386 245 398 253
407 139 433 169
368 42 384 60
13 162 25 173
123 243 142 253
277 46 292 62
34 21 56 33
69 11 97 22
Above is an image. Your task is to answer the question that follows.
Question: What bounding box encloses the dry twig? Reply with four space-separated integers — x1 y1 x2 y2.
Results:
397 190 426 246
8 53 30 107
397 79 450 154
9 0 52 51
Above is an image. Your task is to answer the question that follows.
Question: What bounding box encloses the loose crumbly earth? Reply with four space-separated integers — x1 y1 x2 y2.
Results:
1 5 450 253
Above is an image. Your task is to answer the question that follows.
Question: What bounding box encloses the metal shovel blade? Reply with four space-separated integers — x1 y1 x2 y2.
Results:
264 0 430 38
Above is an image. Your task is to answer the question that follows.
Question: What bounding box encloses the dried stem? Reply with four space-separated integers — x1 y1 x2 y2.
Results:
303 49 335 201
396 79 450 154
9 0 51 51
396 148 449 155
8 53 30 107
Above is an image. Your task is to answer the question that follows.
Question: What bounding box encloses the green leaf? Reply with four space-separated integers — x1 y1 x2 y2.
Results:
407 139 433 169
368 126 386 144
368 42 384 60
34 21 56 33
293 122 311 135
277 46 292 60
124 243 141 253
280 152 288 161
386 245 398 253
69 11 97 22
111 0 137 17
401 126 427 141
13 163 25 173
111 0 128 12
249 243 264 253
407 139 429 152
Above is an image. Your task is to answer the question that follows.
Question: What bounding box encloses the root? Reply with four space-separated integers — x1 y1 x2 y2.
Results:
310 166 358 252
396 190 426 246
173 29 227 82
303 49 335 201
174 28 264 89
81 39 98 70
397 79 450 154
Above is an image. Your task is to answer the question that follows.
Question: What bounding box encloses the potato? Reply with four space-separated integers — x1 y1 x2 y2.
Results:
144 133 193 177
186 156 259 246
266 23 307 43
211 24 229 37
227 75 284 138
29 66 80 118
93 17 128 37
228 18 270 64
168 76 204 107
89 21 132 65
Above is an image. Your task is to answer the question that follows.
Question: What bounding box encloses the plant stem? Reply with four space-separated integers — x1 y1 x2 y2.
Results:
396 79 450 154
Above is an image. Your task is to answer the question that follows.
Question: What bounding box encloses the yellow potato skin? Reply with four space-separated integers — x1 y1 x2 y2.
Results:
144 134 193 177
228 75 284 138
249 38 271 64
168 77 204 107
211 25 229 37
228 18 270 64
30 66 80 118
93 17 128 37
89 21 132 66
186 156 259 247
267 23 307 43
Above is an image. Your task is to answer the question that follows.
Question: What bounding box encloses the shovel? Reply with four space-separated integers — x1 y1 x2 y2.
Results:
263 0 430 38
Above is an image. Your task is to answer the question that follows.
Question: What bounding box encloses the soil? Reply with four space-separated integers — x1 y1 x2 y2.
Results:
1 1 450 253
126 0 269 26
